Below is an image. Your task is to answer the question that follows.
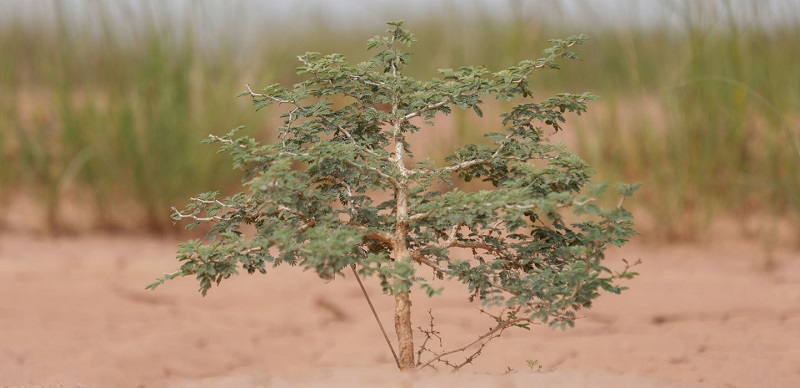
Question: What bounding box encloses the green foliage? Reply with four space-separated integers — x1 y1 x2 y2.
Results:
149 22 638 339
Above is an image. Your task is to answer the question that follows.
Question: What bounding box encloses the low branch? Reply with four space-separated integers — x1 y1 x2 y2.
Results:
419 309 531 370
409 246 546 308
416 309 443 368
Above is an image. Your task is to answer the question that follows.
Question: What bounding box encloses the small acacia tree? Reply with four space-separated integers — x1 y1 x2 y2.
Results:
148 22 638 371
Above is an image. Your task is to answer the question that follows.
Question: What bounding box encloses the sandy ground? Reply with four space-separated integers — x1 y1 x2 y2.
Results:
0 233 798 387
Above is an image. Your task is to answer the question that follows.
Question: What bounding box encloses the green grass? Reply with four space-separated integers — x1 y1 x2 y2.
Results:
1 1 798 238
1 2 274 230
571 6 800 239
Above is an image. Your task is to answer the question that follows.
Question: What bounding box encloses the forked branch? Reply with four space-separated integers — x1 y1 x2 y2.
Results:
417 308 532 371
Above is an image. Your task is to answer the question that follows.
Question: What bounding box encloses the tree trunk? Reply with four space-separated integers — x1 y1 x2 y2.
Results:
393 182 415 369
394 289 415 369
391 86 415 369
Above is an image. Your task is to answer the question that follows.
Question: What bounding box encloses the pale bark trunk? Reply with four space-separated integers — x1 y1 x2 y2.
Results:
393 185 416 370
390 59 415 369
394 290 415 369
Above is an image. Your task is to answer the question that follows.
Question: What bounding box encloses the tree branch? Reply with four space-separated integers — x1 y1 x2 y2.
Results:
190 197 233 208
506 39 583 87
408 211 431 222
346 73 386 87
400 99 450 122
449 240 506 256
409 244 546 308
441 158 487 174
444 222 463 246
337 125 392 163
356 229 395 246
418 308 531 370
171 207 222 222
207 134 248 149
245 83 297 105
342 159 399 188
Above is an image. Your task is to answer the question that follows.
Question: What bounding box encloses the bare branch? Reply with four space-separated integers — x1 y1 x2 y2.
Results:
171 207 222 222
419 308 532 370
416 309 443 369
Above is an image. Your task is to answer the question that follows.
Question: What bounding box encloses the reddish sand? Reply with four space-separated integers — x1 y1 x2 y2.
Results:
0 233 798 387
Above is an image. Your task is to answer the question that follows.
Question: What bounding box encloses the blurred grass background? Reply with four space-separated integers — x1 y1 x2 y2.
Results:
0 0 798 243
